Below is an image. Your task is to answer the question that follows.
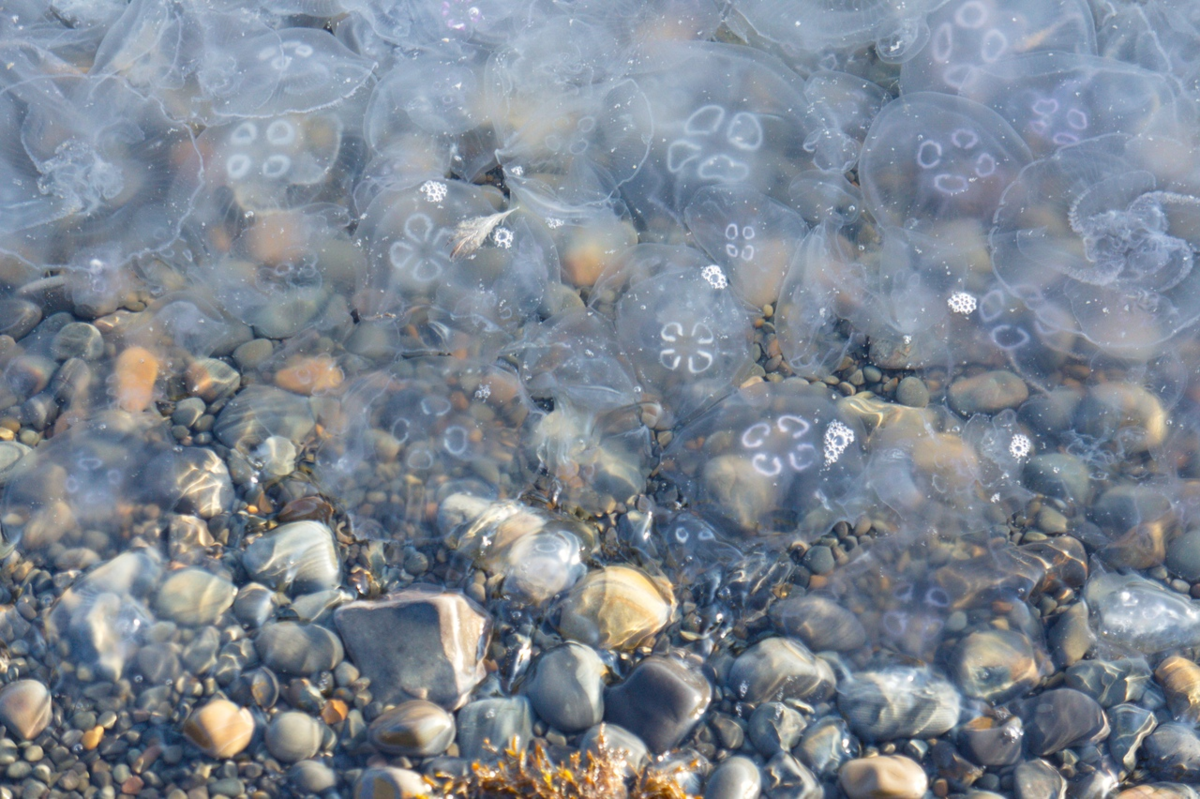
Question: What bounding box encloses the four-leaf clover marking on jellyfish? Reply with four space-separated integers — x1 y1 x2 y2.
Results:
388 212 452 282
740 415 819 477
667 104 764 183
659 321 716 374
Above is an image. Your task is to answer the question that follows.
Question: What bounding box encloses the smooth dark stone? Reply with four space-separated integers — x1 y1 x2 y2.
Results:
604 656 712 753
1019 688 1109 756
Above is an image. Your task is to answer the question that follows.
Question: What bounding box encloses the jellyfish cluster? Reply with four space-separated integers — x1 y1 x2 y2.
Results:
3 0 1200 795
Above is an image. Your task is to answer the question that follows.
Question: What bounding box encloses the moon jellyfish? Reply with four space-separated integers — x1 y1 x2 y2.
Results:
659 379 866 539
991 134 1200 356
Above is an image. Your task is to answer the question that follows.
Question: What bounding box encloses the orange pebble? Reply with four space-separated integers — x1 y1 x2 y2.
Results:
274 355 344 396
114 347 159 413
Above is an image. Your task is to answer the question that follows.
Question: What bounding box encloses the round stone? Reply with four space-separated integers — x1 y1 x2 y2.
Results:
183 699 255 759
354 767 431 799
949 629 1041 703
368 700 456 757
50 322 103 361
1145 723 1200 782
948 370 1028 416
837 667 960 742
895 376 929 408
839 756 928 799
705 755 761 799
255 621 344 676
523 643 606 733
290 760 337 794
242 520 341 595
1157 656 1200 725
0 299 42 341
604 656 712 753
1019 688 1109 756
266 711 322 763
153 568 236 626
770 594 866 652
1023 453 1092 506
727 638 836 704
1013 759 1065 799
557 565 675 651
1167 530 1200 583
0 680 51 740
456 696 534 760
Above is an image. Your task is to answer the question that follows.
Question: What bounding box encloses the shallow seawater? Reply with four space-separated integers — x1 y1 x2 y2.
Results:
4 1 1200 798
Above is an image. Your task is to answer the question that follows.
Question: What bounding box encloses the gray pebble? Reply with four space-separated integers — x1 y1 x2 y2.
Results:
605 656 712 753
748 702 806 757
50 322 103 361
1013 759 1065 799
795 717 857 778
0 299 41 341
1168 529 1200 583
802 546 834 575
763 751 820 799
1108 703 1156 771
368 700 455 757
1018 688 1109 756
727 638 836 704
948 370 1028 415
456 696 533 761
1023 453 1091 506
233 583 278 629
705 755 761 799
153 568 236 626
895 376 929 408
243 521 341 595
1048 601 1094 668
523 643 605 733
172 397 207 428
770 594 866 653
267 711 323 763
256 621 344 676
290 760 337 794
1145 723 1200 781
837 667 960 742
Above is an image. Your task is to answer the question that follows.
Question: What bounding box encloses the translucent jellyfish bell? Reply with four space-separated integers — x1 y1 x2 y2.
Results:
732 0 947 56
314 359 540 540
617 41 813 232
957 53 1198 157
596 245 756 422
900 0 1098 95
0 65 202 273
991 134 1200 356
859 92 1031 236
802 71 889 173
516 309 640 414
659 380 867 539
366 52 485 142
683 185 810 308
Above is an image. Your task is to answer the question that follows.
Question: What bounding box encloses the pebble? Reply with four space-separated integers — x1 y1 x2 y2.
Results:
266 711 323 763
169 446 236 518
1145 723 1200 781
183 699 255 759
704 755 761 799
748 701 806 756
796 716 858 777
256 621 345 675
354 767 432 799
1159 656 1200 723
334 589 490 708
947 370 1028 415
0 299 42 341
1167 529 1200 583
523 642 605 733
213 385 315 451
762 751 821 799
233 582 278 628
895 376 929 408
50 322 103 361
770 594 867 652
1074 382 1167 453
0 441 30 484
727 637 836 704
1048 601 1094 667
456 696 534 760
839 755 928 799
1013 759 1066 799
290 760 337 794
186 358 241 402
1018 688 1109 756
1109 703 1157 771
604 656 712 753
557 565 675 651
949 628 1041 703
368 700 456 756
114 346 159 413
153 567 236 626
0 680 50 741
242 520 341 595
274 354 344 395
1023 453 1092 506
958 717 1024 767
580 722 648 771
837 667 960 742
1065 658 1150 707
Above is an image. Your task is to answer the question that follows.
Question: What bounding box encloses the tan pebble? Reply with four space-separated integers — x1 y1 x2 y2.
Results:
839 755 929 799
81 725 103 750
183 699 255 759
1156 655 1200 723
558 565 675 651
274 355 344 396
322 699 348 725
121 776 144 794
114 346 159 413
0 680 51 740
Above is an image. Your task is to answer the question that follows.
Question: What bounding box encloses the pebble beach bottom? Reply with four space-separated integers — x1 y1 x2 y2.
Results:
4 0 1200 798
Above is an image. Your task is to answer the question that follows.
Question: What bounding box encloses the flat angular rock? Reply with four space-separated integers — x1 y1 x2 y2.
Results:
1019 688 1109 756
335 589 491 709
604 656 712 753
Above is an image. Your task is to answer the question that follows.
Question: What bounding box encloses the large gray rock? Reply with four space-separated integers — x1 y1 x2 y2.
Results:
604 656 711 753
334 589 491 709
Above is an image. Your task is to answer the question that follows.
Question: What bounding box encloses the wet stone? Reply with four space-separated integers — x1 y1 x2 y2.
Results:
153 567 236 626
949 628 1041 703
604 656 712 753
457 696 534 760
557 565 675 651
580 723 649 771
763 751 821 799
1145 723 1200 782
183 699 255 759
266 710 323 763
1109 703 1157 771
837 667 960 742
1065 658 1151 707
1023 453 1092 506
186 358 241 402
0 441 31 484
705 755 761 799
749 701 806 756
1049 601 1094 667
523 642 605 733
948 370 1029 416
1019 688 1109 756
0 300 42 341
242 520 341 595
50 322 103 361
234 583 278 628
839 755 928 799
334 589 491 709
959 717 1024 767
1157 656 1200 724
1014 759 1066 799
0 680 51 741
895 376 929 408
770 594 866 653
728 638 836 704
796 716 858 778
1167 530 1200 583
256 621 344 676
354 767 430 799
290 760 337 794
369 700 456 757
